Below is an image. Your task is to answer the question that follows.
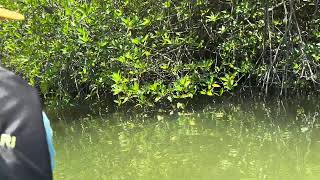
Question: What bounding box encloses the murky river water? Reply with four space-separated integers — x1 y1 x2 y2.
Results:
52 98 320 180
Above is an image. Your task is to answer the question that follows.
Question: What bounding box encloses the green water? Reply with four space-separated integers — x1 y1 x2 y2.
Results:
53 100 320 180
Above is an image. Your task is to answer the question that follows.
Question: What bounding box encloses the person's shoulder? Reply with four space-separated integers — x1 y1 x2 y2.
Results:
0 66 40 105
0 66 35 90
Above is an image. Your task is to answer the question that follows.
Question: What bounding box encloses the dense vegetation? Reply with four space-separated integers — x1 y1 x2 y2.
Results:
0 0 319 107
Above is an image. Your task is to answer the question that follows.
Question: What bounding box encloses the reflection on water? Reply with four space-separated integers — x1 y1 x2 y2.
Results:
53 99 320 180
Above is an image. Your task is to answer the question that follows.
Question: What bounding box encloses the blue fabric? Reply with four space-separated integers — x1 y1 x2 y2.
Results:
42 112 55 171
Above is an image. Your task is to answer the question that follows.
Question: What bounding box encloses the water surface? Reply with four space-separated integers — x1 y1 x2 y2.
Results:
53 99 320 180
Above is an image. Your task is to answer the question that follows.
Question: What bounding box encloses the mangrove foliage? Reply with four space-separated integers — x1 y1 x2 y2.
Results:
0 0 319 106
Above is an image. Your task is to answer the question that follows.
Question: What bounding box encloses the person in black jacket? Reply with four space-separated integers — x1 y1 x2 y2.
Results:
0 7 53 180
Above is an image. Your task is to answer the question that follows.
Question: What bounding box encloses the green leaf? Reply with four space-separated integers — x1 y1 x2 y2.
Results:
164 1 171 8
131 38 141 45
142 18 151 26
177 102 185 109
160 64 169 69
40 81 49 94
82 67 87 74
111 72 122 83
131 82 140 92
155 96 162 102
124 52 133 60
206 13 220 22
143 51 151 57
221 77 228 82
112 85 123 95
200 90 207 95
